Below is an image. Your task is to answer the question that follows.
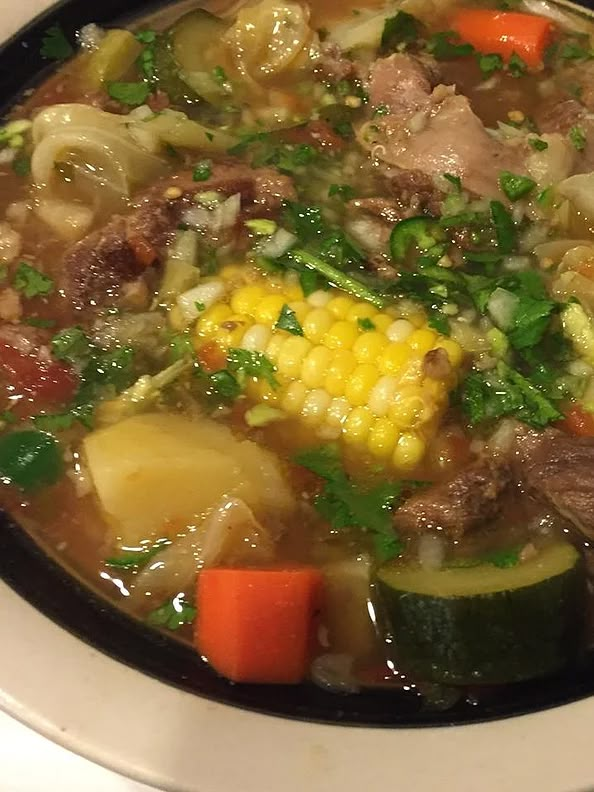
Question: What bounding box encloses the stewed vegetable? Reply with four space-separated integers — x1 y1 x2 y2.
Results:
1 0 594 703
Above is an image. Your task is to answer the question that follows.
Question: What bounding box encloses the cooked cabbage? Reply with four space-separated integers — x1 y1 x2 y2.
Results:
83 412 295 544
557 172 594 223
562 301 594 366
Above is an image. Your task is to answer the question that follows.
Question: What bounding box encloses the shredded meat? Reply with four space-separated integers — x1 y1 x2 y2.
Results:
393 460 512 539
513 428 594 540
63 160 295 308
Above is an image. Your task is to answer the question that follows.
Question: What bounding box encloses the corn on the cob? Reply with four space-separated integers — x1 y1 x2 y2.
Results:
195 270 464 471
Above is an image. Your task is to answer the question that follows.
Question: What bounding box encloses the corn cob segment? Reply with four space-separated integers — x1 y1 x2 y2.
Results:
195 271 464 471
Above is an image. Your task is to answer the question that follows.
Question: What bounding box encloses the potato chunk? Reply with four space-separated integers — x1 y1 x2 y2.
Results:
83 412 294 544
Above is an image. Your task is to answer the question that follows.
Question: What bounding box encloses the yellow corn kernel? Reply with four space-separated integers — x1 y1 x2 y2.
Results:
326 397 350 429
393 432 425 470
282 381 307 415
386 318 414 343
230 285 265 316
324 320 359 351
368 375 399 417
326 295 355 319
378 343 412 375
343 406 373 445
352 331 388 364
219 263 246 282
371 314 393 333
436 338 464 367
254 294 287 325
407 328 437 355
285 283 304 301
346 302 378 323
306 289 331 308
197 303 233 337
344 364 379 407
368 417 399 459
301 389 332 425
246 378 279 405
265 332 286 362
302 346 333 388
302 308 333 344
388 394 429 430
276 335 312 379
325 349 357 397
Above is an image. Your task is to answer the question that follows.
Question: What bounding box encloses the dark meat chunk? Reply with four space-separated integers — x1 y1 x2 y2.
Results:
386 168 443 216
314 42 359 84
536 98 584 136
514 428 594 540
63 161 295 308
393 460 512 539
280 120 345 151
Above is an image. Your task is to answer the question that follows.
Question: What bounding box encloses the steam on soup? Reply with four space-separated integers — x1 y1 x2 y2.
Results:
1 0 594 697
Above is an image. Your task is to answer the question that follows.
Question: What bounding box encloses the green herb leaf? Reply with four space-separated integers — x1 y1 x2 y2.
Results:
13 262 54 298
490 200 517 254
12 155 31 177
105 539 171 570
147 595 196 630
569 125 586 152
40 25 74 61
482 546 521 568
559 40 592 61
427 31 474 60
227 348 279 388
107 81 151 107
211 65 228 85
529 137 548 152
499 170 536 202
358 317 375 331
508 52 527 77
192 159 212 182
206 369 242 403
135 29 157 44
24 317 56 329
443 173 462 191
276 304 304 336
51 327 91 365
381 10 421 51
478 52 503 77
328 183 356 201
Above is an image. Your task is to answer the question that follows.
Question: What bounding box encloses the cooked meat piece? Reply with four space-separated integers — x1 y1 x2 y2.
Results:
315 41 358 83
281 120 345 151
536 98 584 135
513 428 594 540
385 168 443 216
0 288 22 323
368 54 433 115
367 92 526 198
0 322 49 354
63 161 295 307
393 460 512 539
423 347 451 380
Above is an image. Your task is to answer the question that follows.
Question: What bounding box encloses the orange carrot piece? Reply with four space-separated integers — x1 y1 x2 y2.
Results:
195 567 323 684
452 9 555 68
557 404 594 438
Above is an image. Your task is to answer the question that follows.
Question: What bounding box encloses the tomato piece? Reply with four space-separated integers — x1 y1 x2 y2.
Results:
557 404 594 437
0 343 78 406
197 341 227 373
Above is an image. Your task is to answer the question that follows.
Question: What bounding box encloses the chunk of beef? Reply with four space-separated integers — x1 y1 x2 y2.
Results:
386 168 443 216
314 41 359 84
513 428 594 540
393 460 512 539
368 54 434 116
63 161 295 308
536 98 584 136
0 288 22 323
280 120 346 151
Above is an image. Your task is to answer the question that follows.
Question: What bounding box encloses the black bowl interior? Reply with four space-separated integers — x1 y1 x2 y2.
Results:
2 0 594 729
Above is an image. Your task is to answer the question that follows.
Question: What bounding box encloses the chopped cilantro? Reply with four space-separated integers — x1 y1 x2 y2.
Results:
328 183 356 201
529 137 548 152
147 595 196 630
206 369 242 403
294 444 406 561
192 159 212 182
227 348 278 388
51 327 91 364
358 317 375 331
482 546 521 568
275 304 304 336
443 172 462 191
12 155 31 177
24 317 55 329
427 31 474 60
13 262 54 298
498 170 536 202
40 25 74 61
381 10 421 52
299 269 321 297
478 53 503 77
211 65 228 85
105 539 171 570
559 40 592 61
490 200 517 253
135 29 157 44
107 81 151 107
569 125 586 152
508 52 527 78
32 404 93 433
137 47 156 80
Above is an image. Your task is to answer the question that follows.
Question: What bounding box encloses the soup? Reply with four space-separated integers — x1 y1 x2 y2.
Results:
0 0 593 699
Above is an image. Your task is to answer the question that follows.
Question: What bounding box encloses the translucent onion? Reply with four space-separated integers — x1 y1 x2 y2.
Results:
557 172 594 223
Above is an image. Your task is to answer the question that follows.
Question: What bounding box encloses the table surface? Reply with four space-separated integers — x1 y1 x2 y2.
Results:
0 708 159 792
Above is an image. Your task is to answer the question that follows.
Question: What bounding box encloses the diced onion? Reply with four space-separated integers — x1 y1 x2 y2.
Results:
182 192 241 235
487 287 519 330
417 534 445 570
258 228 297 259
177 280 227 322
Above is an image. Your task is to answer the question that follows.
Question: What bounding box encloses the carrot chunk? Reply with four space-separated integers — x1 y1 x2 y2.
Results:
195 567 323 684
557 404 594 438
452 9 555 68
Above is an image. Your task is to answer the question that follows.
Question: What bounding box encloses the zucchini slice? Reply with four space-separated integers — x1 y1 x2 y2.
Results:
153 10 229 106
377 542 585 685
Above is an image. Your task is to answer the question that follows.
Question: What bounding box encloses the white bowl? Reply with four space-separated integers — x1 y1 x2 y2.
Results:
1 2 594 790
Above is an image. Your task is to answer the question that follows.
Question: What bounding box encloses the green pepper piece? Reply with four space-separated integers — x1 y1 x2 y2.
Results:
0 430 63 490
389 217 443 262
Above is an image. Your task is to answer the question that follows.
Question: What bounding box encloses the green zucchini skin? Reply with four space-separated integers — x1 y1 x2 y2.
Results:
376 544 586 686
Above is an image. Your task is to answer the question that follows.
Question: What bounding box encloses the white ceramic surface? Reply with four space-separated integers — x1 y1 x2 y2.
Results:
1 2 594 791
